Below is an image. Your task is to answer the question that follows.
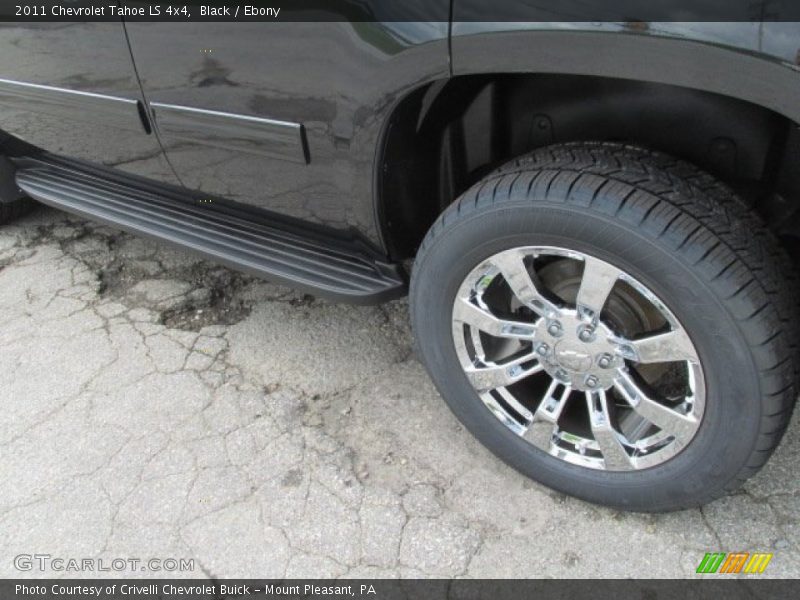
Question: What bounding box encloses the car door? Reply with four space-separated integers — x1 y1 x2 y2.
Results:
123 9 450 249
0 22 178 186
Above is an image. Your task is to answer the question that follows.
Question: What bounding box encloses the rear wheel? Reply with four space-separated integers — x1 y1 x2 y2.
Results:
410 142 797 511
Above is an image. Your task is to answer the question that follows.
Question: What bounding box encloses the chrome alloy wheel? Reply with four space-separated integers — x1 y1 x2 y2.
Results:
451 246 706 471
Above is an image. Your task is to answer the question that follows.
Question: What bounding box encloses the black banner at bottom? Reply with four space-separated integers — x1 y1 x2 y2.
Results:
1 579 798 600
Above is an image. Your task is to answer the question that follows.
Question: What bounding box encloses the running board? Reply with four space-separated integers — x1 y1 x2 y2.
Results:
15 164 405 304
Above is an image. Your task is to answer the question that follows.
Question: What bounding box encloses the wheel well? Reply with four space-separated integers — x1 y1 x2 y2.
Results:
377 73 800 260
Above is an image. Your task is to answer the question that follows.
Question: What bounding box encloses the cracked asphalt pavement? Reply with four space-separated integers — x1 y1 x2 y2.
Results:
1 206 799 579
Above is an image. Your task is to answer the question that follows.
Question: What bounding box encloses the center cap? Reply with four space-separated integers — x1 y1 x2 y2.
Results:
533 310 622 391
553 341 593 372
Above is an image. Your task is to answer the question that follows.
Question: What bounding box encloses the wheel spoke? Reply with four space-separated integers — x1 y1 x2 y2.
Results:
626 328 698 364
586 390 634 470
496 387 534 422
575 256 622 322
614 369 697 444
464 353 543 392
478 392 527 436
453 297 537 339
524 379 572 450
491 249 561 318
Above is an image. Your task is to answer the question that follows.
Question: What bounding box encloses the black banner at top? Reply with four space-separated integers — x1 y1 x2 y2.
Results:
2 0 800 22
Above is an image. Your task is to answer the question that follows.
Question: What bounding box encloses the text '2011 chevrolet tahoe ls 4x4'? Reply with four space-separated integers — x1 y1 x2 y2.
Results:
1 6 800 511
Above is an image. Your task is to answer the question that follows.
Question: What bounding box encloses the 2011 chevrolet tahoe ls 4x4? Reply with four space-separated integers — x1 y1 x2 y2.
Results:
1 8 799 511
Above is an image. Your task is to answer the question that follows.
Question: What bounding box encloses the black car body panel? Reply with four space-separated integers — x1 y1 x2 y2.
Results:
123 19 450 249
0 22 180 186
450 21 800 123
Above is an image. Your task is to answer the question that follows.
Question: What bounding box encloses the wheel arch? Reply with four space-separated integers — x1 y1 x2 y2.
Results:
376 62 800 261
450 27 800 124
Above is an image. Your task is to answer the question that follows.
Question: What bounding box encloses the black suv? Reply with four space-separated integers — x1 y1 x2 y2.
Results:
1 13 799 511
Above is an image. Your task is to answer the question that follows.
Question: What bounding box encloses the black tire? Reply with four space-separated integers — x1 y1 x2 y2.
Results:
0 198 34 225
410 142 797 511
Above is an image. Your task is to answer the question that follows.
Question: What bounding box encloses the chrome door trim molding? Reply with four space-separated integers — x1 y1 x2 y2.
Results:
0 77 144 131
149 102 310 165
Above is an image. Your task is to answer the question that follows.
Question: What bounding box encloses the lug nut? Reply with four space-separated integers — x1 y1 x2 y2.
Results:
585 375 599 388
547 321 563 337
578 327 595 343
554 369 569 382
536 343 550 357
597 353 614 369
507 365 523 377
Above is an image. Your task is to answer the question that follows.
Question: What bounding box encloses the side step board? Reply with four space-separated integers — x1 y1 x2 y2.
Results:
15 165 405 304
